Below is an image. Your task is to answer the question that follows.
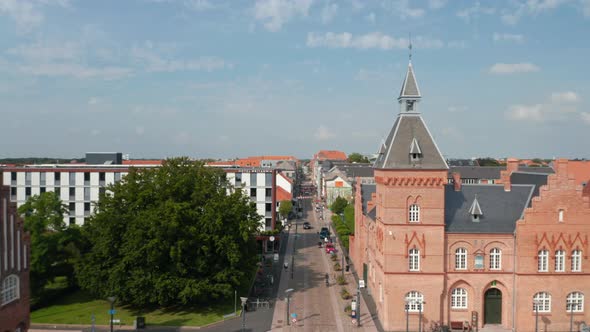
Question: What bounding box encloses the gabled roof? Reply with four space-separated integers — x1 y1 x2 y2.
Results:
468 197 483 216
315 150 347 161
445 184 534 233
374 114 448 169
399 62 421 99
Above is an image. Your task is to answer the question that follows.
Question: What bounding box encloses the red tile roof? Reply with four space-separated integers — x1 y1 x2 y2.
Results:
315 150 347 161
276 186 292 202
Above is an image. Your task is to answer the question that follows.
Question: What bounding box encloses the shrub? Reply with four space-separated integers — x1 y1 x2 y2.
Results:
341 288 352 300
336 275 347 285
331 253 338 261
334 262 342 271
344 304 352 314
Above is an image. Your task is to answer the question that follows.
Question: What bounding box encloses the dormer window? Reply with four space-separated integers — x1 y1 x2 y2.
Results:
409 138 422 163
469 197 483 222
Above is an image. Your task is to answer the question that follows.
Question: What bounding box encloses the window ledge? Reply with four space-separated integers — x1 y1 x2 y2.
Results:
451 308 469 312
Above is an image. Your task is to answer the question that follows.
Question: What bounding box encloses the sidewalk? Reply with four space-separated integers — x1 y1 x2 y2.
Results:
322 207 383 332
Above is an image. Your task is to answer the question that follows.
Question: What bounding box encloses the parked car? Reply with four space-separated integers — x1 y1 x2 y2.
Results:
319 227 330 239
303 221 311 229
325 243 336 254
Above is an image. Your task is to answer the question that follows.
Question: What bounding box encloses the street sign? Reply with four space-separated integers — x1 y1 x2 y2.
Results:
108 309 116 315
351 300 357 310
292 317 297 324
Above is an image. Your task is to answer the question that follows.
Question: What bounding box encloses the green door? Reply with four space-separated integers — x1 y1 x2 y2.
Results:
484 288 502 324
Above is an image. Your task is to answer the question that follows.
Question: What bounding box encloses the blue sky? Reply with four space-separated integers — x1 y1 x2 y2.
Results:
0 0 589 160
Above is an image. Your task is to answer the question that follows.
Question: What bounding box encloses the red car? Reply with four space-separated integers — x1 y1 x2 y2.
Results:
325 243 336 254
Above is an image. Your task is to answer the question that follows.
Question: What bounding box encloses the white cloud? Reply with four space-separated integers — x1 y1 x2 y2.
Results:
447 40 467 48
355 68 387 81
456 2 496 22
314 125 335 140
131 43 230 72
88 97 100 105
307 32 443 50
429 0 447 9
253 0 313 32
581 112 590 124
526 0 569 13
365 12 376 23
493 33 524 43
441 126 463 140
551 91 580 103
90 129 101 136
583 0 590 16
383 0 424 19
18 63 133 79
7 41 80 61
489 62 540 74
321 3 338 24
183 0 214 11
135 126 145 136
507 104 544 121
448 106 467 113
0 0 69 32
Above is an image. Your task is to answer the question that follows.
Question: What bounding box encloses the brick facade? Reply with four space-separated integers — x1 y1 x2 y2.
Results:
0 176 30 332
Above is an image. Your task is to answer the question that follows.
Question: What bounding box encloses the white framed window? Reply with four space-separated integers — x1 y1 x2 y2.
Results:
572 250 582 272
566 292 584 312
533 292 551 313
455 248 467 270
405 291 424 312
555 250 565 272
409 248 420 271
1 275 20 305
409 204 420 223
451 288 468 309
490 248 502 270
538 250 549 272
558 209 564 222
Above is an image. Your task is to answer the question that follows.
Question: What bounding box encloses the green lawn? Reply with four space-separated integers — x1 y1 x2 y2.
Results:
31 290 239 327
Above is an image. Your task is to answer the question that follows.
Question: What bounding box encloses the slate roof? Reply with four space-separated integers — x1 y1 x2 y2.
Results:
374 114 448 169
445 184 534 233
342 166 374 179
511 171 549 204
448 166 504 179
361 184 376 215
518 166 555 174
399 62 421 99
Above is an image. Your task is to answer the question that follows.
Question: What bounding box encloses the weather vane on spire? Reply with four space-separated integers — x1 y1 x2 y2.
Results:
408 32 413 62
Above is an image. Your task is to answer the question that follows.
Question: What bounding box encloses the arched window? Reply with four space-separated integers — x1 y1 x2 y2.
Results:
1 275 19 305
455 248 467 270
409 248 420 271
490 248 502 270
555 250 565 272
533 292 551 313
405 291 424 312
566 292 584 312
409 204 420 223
451 288 468 309
538 250 549 272
572 250 582 272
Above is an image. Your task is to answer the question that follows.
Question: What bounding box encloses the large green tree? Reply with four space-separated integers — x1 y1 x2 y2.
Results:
76 158 261 306
278 200 293 222
331 196 348 215
18 192 78 298
347 152 370 164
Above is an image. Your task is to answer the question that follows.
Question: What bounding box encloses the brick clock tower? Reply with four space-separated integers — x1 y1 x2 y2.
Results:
372 60 448 330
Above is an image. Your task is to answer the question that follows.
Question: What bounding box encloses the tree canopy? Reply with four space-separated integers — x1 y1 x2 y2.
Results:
76 158 261 306
278 200 293 221
331 196 348 215
18 192 82 300
347 152 370 164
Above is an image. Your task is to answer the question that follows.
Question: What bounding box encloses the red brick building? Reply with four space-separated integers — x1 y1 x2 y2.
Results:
349 61 590 331
0 176 30 332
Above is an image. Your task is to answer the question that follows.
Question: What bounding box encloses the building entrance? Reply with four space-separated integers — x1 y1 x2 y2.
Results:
484 288 502 324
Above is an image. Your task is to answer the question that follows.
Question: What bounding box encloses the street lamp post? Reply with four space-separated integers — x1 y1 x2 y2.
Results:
533 299 541 332
418 300 424 332
569 299 575 332
405 299 412 332
107 296 116 332
285 288 294 326
240 296 248 332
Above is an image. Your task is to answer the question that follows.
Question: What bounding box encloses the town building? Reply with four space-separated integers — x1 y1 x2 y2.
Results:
0 176 30 332
349 60 590 331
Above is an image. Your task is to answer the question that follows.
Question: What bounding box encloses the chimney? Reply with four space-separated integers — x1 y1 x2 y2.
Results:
500 158 519 192
452 172 461 191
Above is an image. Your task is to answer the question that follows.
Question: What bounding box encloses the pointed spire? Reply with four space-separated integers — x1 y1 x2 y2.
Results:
409 138 422 154
469 196 483 216
378 139 387 155
399 62 421 100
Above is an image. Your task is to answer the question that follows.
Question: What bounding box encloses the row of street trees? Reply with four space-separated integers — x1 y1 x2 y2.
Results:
19 158 262 307
330 196 354 249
